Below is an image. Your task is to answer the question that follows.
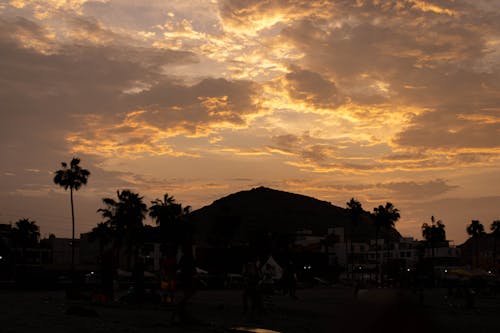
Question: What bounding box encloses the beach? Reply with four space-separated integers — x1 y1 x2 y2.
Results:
2 286 499 333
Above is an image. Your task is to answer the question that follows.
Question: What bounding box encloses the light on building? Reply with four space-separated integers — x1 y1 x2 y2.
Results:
0 256 3 260
488 270 492 274
444 269 448 273
407 268 410 272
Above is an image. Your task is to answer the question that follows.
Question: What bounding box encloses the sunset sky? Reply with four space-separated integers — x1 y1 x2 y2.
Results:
1 0 499 244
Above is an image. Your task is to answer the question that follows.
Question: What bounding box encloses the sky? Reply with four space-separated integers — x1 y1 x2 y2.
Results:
0 0 499 244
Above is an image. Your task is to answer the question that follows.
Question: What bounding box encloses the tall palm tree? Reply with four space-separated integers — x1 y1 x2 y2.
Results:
373 202 400 283
54 158 90 272
98 190 147 270
490 220 500 273
346 198 363 279
466 220 485 268
11 218 40 262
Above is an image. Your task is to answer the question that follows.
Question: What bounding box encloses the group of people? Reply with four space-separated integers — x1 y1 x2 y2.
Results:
241 257 298 315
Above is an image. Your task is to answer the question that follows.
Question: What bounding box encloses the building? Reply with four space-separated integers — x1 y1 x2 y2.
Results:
459 234 499 272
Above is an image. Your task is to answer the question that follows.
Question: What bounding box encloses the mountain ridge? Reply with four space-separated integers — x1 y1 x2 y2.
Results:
190 186 397 244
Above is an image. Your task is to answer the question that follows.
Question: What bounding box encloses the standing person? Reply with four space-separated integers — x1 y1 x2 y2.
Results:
282 260 297 299
160 245 177 303
176 245 197 324
242 257 263 314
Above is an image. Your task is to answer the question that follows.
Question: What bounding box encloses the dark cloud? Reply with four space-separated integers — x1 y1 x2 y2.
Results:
274 1 500 154
378 179 459 199
395 107 500 149
129 78 262 131
285 66 345 108
269 133 337 165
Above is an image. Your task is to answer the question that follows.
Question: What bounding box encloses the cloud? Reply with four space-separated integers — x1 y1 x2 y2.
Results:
68 77 264 157
268 133 337 163
0 16 203 158
378 179 459 199
217 0 330 33
394 107 500 150
284 66 345 108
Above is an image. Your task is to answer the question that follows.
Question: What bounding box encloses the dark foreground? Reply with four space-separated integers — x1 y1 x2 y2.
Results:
1 287 499 333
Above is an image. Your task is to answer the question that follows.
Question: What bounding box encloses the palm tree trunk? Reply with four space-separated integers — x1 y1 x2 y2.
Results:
350 228 354 280
475 237 479 269
344 227 349 279
375 227 379 283
70 187 75 276
494 238 497 274
431 240 435 286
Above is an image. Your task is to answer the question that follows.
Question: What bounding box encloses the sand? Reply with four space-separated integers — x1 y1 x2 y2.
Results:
1 287 499 333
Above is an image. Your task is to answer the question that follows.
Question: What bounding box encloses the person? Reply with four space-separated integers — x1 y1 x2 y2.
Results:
160 245 177 303
281 260 297 299
242 257 263 314
261 263 275 294
176 245 198 324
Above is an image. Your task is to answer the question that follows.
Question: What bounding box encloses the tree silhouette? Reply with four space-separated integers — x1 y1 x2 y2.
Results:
149 193 183 246
373 202 400 282
466 220 485 268
422 216 445 283
490 220 500 273
11 218 40 262
53 157 90 272
346 198 363 279
98 190 147 270
422 216 446 258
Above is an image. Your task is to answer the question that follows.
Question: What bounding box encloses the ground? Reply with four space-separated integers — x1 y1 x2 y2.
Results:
1 286 499 333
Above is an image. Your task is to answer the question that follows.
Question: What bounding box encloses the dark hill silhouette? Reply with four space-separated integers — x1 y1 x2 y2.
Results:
190 186 400 245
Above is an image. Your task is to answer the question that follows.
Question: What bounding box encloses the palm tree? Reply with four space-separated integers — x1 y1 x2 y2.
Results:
466 220 485 268
421 216 446 258
53 158 90 272
422 216 445 284
149 193 183 245
98 190 147 270
373 202 400 283
346 198 363 279
490 220 500 273
11 218 40 262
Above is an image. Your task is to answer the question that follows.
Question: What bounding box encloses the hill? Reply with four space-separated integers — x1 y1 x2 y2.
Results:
189 186 396 245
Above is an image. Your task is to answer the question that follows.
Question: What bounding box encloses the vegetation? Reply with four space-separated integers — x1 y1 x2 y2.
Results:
11 218 40 248
149 193 185 246
421 216 446 258
53 157 90 272
490 220 500 272
372 202 400 281
11 218 40 261
97 190 147 269
466 220 485 268
346 198 363 276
